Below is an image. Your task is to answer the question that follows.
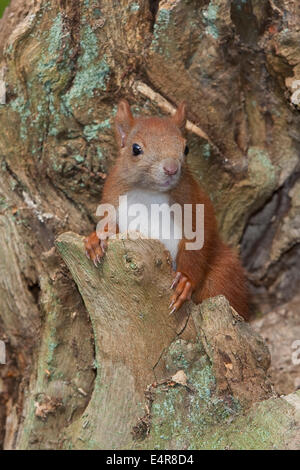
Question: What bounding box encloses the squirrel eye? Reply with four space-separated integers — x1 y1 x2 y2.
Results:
184 145 189 156
132 143 143 156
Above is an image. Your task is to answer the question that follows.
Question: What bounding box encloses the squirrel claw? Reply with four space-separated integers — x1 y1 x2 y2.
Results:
169 306 176 316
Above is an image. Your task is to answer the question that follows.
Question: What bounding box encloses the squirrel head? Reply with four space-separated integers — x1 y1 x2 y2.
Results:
114 100 188 192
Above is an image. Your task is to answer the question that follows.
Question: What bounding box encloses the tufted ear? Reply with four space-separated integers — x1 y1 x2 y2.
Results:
115 99 134 148
171 101 187 131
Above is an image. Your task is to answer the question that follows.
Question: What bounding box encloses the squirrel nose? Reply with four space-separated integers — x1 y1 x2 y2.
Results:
163 160 179 176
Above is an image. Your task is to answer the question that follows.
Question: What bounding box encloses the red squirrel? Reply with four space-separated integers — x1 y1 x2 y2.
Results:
85 100 249 320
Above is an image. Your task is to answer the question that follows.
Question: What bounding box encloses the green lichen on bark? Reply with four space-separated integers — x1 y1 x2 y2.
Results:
1 0 300 451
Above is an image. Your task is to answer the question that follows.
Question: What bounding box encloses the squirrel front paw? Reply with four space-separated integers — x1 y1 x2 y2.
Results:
84 231 108 266
169 272 193 315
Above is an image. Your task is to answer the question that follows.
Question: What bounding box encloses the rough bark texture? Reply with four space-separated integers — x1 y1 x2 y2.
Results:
0 0 300 449
16 231 294 450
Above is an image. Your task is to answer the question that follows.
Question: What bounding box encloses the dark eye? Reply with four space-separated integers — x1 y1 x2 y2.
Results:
184 145 189 156
132 143 143 156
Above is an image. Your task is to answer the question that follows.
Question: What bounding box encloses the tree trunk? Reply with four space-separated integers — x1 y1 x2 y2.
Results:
15 232 300 449
0 0 299 449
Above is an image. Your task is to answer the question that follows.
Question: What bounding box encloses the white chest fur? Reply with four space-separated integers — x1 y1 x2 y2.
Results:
117 189 181 266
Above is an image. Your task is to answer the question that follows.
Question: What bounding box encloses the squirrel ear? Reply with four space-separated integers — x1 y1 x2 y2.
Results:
115 99 134 148
171 102 187 131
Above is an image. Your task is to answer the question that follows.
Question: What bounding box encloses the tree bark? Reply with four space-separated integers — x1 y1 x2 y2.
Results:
0 0 300 449
15 232 299 450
